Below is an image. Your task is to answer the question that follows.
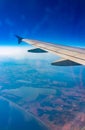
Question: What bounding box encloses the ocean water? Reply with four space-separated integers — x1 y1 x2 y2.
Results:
0 97 48 130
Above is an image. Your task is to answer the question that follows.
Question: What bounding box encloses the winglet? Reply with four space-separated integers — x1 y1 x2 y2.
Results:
15 35 23 44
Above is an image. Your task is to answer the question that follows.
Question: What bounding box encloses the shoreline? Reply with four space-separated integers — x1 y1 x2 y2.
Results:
0 95 51 130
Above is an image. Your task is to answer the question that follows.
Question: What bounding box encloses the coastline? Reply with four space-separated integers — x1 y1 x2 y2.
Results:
0 95 50 130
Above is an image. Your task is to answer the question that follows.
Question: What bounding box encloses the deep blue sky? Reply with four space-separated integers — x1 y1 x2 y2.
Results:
0 0 85 46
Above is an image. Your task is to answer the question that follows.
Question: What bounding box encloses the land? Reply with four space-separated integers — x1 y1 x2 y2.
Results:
2 85 85 130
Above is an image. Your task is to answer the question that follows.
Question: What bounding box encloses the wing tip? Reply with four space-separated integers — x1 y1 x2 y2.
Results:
15 35 23 44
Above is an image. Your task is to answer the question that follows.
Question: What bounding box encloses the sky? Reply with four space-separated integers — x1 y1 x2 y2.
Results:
0 0 85 47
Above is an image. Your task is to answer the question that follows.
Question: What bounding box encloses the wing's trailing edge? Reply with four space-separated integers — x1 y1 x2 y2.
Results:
16 35 85 66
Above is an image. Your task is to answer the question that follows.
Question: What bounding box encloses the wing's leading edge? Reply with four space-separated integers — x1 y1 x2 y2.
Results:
16 35 85 66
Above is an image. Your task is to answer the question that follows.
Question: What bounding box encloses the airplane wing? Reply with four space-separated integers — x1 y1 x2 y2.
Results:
15 35 85 66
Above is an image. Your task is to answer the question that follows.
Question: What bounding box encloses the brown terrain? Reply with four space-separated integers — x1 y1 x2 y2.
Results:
16 86 85 130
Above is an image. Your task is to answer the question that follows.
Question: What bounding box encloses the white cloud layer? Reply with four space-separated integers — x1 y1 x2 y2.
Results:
0 46 58 60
